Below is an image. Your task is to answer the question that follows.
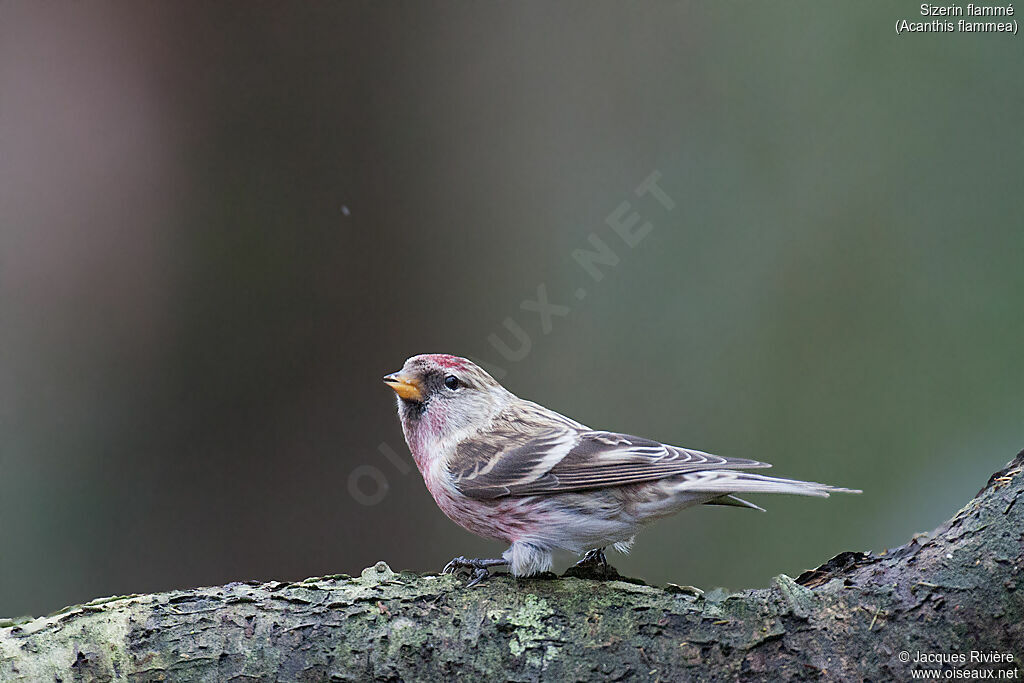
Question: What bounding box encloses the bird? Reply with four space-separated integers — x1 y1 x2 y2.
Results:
383 353 860 586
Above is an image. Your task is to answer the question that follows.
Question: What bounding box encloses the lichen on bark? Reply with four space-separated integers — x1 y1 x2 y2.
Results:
2 451 1022 681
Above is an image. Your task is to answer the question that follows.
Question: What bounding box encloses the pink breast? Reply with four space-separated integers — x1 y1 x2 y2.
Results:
421 467 538 543
405 410 541 543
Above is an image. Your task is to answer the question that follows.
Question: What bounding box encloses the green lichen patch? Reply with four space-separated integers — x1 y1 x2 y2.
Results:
773 574 815 619
503 594 562 666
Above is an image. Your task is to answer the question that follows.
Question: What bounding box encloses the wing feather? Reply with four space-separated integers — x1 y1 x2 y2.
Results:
451 403 769 500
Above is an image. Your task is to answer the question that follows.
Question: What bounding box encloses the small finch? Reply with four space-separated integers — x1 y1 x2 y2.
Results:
384 353 860 585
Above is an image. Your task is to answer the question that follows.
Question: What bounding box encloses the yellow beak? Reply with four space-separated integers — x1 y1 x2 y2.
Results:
383 372 424 401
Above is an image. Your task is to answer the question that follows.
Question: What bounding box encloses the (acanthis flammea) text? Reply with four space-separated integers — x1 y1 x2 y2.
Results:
896 4 1018 33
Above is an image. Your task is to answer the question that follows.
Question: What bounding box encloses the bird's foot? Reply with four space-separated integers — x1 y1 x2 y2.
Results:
574 547 608 569
442 556 507 587
563 547 621 581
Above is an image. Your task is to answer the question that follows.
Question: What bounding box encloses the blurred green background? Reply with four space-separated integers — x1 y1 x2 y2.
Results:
1 2 1022 618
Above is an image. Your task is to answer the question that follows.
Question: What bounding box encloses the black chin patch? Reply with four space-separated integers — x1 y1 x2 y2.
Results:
400 397 427 420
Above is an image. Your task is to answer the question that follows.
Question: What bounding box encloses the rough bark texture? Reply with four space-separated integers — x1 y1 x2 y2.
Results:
2 451 1022 682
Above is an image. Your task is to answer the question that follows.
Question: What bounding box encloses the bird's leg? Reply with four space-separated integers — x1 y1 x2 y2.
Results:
574 547 608 569
442 556 508 587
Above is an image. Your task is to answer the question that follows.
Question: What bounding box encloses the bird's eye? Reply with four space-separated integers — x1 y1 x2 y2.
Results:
444 375 461 390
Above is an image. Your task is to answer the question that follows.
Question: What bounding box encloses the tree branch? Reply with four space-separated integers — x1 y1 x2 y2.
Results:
2 450 1022 681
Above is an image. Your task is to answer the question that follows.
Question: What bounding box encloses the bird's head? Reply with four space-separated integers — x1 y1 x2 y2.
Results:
384 354 510 440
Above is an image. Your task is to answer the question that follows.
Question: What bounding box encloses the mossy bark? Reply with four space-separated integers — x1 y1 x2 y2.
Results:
2 451 1022 682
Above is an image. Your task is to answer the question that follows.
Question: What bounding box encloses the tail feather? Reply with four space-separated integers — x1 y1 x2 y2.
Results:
674 470 862 498
706 494 767 511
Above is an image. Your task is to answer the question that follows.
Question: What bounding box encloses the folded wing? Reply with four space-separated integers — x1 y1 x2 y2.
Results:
452 420 770 500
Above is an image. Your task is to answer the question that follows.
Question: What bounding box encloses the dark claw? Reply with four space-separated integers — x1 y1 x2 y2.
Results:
442 556 471 574
442 556 507 586
562 547 623 581
465 568 490 587
575 547 608 569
